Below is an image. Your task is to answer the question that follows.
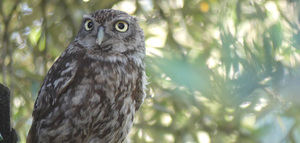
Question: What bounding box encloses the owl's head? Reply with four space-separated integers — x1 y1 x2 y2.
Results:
74 9 145 58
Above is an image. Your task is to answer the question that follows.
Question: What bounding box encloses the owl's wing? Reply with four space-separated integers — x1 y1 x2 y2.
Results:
132 71 146 111
27 46 85 143
32 50 83 120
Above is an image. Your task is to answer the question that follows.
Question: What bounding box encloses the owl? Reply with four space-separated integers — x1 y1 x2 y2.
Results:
27 9 146 143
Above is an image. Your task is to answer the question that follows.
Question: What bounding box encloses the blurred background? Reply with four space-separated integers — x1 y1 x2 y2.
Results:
1 0 300 142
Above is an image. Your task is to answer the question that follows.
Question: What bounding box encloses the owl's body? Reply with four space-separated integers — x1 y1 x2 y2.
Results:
27 9 146 143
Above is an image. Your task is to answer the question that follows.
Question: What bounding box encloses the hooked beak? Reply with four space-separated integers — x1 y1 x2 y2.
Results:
96 26 104 46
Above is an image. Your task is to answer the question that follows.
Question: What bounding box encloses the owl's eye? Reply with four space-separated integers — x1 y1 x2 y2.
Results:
115 21 128 32
84 20 93 31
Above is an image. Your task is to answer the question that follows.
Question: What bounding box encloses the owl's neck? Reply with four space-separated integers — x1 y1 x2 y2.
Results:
87 51 144 68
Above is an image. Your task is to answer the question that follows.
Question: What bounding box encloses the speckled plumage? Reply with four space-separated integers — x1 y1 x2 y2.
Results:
27 9 146 143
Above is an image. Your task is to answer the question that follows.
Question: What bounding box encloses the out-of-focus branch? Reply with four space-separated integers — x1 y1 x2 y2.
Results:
263 87 284 104
41 0 48 74
0 0 5 22
7 0 20 94
1 0 21 84
276 2 299 31
59 0 77 37
102 0 122 9
6 0 20 25
153 0 186 57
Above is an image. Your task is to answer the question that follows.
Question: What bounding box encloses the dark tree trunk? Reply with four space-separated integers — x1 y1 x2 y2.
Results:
0 83 17 143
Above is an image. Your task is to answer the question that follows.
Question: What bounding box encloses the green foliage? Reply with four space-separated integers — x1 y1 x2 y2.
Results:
1 0 300 142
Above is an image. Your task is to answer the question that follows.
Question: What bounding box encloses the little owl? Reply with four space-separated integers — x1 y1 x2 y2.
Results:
27 9 146 143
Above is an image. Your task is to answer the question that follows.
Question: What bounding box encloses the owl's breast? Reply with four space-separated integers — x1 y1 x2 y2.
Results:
66 60 141 142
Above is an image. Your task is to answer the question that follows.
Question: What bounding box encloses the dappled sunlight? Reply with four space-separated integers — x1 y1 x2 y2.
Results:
254 98 268 111
197 131 210 143
265 1 279 20
242 114 256 129
112 0 136 14
161 113 172 126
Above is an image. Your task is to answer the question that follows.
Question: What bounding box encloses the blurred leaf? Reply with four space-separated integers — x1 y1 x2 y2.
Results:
269 23 283 49
153 56 210 92
29 27 41 45
255 114 295 143
292 31 300 49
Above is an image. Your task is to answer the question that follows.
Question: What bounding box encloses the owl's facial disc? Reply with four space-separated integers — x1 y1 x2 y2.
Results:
96 27 104 46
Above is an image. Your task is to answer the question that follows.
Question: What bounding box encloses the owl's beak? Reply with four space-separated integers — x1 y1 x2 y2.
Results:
96 26 104 46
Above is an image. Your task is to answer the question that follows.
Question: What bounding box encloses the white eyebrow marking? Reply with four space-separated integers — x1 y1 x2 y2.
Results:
83 14 92 19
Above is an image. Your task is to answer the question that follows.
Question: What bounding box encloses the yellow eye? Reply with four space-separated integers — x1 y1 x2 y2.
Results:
115 21 128 32
84 20 93 31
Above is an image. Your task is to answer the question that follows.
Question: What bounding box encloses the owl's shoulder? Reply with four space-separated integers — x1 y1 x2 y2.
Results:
32 45 85 118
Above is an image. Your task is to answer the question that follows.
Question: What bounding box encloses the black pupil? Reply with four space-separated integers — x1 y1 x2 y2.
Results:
87 21 93 28
118 23 125 29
